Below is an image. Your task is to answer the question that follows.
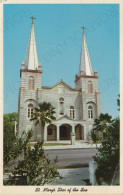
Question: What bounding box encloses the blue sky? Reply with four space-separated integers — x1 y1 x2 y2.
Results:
4 4 119 118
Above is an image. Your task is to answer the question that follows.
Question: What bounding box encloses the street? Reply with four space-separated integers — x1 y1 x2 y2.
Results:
45 148 97 168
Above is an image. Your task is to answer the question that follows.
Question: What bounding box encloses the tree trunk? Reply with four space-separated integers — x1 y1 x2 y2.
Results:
41 124 44 142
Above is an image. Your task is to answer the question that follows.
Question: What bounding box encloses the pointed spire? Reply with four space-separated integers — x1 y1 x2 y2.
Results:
79 26 93 76
24 17 39 70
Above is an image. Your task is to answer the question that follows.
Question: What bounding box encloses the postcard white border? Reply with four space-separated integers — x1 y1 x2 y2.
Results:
0 0 123 194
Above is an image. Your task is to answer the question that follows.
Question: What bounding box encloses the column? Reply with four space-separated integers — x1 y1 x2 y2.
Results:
89 161 97 185
56 124 60 141
44 124 48 142
72 124 75 134
83 124 86 140
71 123 75 145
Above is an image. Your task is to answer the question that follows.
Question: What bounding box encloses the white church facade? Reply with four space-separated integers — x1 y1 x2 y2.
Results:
18 19 101 142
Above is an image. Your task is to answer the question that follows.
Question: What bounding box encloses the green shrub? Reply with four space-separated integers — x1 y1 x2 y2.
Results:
5 142 59 185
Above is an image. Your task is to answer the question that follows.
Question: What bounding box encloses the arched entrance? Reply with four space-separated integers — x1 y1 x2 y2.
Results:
47 124 57 141
60 124 72 140
75 124 84 140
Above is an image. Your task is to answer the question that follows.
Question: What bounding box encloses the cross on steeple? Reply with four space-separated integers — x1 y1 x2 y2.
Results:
30 16 36 24
81 26 86 33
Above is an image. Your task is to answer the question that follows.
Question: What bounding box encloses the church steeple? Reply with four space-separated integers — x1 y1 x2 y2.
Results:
24 17 39 70
79 26 93 76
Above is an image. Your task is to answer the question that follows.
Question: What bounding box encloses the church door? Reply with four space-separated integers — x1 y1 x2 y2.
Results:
60 125 71 140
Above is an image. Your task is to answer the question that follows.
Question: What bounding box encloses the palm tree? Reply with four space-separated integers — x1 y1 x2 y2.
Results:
30 102 56 141
91 113 114 143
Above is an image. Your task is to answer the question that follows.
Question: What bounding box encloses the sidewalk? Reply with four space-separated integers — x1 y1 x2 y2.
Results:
46 167 89 186
43 140 101 150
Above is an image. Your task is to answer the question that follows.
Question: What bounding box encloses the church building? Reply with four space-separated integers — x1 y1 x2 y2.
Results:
18 19 101 142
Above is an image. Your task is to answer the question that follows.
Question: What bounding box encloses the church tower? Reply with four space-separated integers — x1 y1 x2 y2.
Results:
18 17 42 140
75 27 101 137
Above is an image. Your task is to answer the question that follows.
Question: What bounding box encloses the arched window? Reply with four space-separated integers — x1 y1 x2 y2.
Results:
70 106 75 119
28 104 33 118
28 76 35 90
88 105 93 119
88 81 93 93
59 98 64 115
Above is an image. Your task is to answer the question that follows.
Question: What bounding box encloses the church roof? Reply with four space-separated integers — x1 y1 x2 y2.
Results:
24 19 39 70
79 27 93 76
42 80 80 91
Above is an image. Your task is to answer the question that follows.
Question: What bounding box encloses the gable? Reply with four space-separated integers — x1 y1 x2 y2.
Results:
56 115 74 122
53 83 71 93
42 80 80 92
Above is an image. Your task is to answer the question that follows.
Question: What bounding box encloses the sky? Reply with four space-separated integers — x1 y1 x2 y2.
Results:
4 4 119 118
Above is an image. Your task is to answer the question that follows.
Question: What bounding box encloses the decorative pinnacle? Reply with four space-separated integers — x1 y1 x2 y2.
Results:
30 16 36 24
81 26 86 33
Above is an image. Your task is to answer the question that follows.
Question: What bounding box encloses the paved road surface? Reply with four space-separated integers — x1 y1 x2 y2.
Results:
45 148 97 167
